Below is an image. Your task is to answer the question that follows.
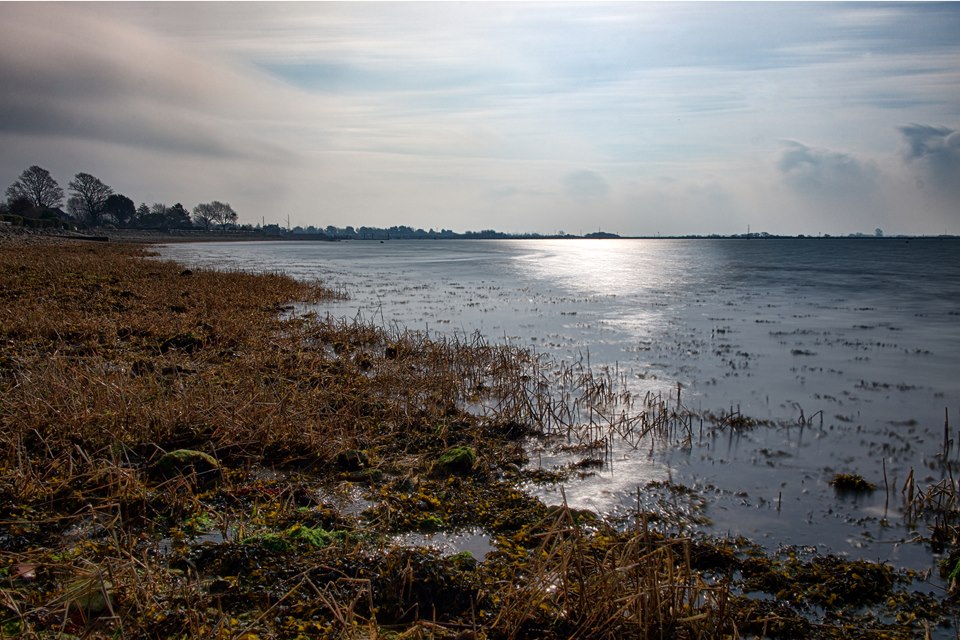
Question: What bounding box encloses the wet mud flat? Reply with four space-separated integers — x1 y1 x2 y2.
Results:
2 241 959 638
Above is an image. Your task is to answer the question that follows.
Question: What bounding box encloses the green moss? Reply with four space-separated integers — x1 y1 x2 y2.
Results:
181 512 215 535
417 514 445 531
287 524 343 548
546 505 598 525
244 525 346 552
946 558 960 583
245 531 291 553
433 446 476 476
449 550 478 570
1 620 23 637
152 449 222 488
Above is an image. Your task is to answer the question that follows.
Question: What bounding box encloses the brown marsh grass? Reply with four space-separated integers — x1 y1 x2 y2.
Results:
490 497 732 639
0 241 945 638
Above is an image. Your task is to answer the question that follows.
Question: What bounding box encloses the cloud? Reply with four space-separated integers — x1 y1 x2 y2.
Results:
777 141 878 197
562 170 609 200
0 4 303 163
2 3 959 235
898 124 960 194
900 124 957 160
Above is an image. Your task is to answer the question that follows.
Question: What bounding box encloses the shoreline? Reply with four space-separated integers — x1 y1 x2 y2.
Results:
4 225 955 249
0 237 954 638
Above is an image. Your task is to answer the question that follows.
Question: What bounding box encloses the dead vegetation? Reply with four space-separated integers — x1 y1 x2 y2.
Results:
0 242 949 638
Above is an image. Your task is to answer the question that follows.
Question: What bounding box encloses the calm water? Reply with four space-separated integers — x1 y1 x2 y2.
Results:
158 238 960 577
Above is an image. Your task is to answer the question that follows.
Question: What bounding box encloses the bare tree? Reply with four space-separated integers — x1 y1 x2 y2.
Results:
194 201 238 229
192 202 216 230
214 201 238 228
6 165 64 209
68 173 113 226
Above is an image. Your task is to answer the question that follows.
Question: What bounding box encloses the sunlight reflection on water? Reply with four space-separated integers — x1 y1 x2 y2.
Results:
514 239 703 298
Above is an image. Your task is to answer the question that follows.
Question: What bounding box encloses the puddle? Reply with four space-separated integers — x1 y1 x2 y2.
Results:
391 527 494 560
317 482 373 516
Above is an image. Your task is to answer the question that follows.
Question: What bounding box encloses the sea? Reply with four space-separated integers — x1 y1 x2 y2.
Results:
157 237 960 580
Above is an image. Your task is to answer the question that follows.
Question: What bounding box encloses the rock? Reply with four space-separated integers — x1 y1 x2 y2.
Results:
335 449 369 472
432 446 476 476
152 449 222 488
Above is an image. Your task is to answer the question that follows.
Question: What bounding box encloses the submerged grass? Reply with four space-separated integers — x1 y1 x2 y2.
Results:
0 240 951 638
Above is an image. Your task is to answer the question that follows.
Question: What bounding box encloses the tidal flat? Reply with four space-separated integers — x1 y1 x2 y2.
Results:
1 238 957 638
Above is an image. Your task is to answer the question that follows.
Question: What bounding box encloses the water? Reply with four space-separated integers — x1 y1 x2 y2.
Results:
157 238 960 578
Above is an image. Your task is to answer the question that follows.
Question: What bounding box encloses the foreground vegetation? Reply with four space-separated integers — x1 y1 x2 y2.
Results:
0 239 955 638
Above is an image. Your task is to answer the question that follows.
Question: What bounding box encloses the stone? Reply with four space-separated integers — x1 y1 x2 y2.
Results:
433 446 476 476
153 449 222 488
335 449 369 472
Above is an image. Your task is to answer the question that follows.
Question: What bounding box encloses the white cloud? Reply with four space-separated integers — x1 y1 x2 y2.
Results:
0 4 311 162
1 2 959 235
899 124 960 179
778 141 878 197
897 124 960 221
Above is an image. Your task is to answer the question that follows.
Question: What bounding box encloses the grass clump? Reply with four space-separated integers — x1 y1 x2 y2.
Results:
829 472 876 493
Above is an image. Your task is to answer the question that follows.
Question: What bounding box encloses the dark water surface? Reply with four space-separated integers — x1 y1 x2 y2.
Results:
159 238 960 579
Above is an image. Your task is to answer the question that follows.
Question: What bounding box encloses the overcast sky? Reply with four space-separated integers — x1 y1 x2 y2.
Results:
1 2 958 235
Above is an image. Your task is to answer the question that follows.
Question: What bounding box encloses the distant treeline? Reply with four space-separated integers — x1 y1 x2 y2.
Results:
4 165 952 239
285 225 613 240
297 228 954 241
1 164 608 238
2 165 237 232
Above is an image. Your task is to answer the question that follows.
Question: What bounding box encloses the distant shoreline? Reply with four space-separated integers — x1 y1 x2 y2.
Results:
2 224 957 246
100 229 960 243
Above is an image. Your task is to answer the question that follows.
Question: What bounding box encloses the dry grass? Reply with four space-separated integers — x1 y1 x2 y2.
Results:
1 245 335 487
0 241 943 639
490 499 732 639
0 244 524 489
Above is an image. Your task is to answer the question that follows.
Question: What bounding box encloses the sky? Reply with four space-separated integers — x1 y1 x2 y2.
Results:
1 2 958 236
